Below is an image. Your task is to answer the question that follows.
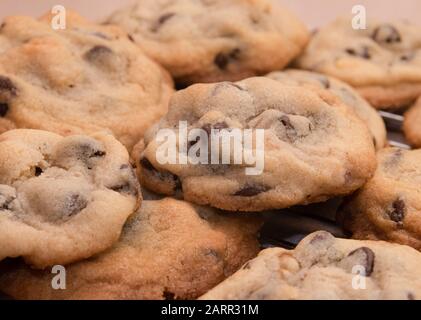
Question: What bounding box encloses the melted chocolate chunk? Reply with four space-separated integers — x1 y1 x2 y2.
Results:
0 195 15 211
127 34 135 42
202 122 229 136
34 166 43 177
214 48 241 70
372 24 401 44
387 198 406 224
151 13 175 32
109 183 139 196
0 103 8 117
319 77 331 89
234 184 269 197
84 45 113 61
346 247 375 276
345 46 371 59
163 290 175 300
66 194 88 217
140 158 181 191
0 76 17 96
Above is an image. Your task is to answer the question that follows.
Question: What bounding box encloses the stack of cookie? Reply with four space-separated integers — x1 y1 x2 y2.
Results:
0 0 420 300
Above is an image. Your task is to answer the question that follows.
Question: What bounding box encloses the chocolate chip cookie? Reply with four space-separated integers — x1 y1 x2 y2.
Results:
266 69 387 150
403 97 421 148
0 198 261 300
297 17 421 110
200 231 421 300
339 148 421 251
133 77 377 211
106 0 309 86
0 129 141 268
0 11 173 150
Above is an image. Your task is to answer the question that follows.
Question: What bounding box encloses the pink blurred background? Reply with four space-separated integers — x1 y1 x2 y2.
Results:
0 0 420 27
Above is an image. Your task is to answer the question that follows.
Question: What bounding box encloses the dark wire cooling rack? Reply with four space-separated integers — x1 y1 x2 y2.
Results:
259 110 410 249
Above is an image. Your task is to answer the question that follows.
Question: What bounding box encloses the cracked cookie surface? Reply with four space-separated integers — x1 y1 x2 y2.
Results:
106 0 309 85
266 69 387 150
339 148 421 251
133 77 377 212
0 198 261 300
0 129 141 268
200 231 421 300
297 17 421 110
0 11 173 150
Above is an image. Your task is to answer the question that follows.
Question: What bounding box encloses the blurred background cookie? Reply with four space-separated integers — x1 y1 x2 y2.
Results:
106 0 309 86
297 17 421 110
0 11 173 150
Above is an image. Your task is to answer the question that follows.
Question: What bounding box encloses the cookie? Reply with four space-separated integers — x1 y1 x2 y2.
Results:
133 77 377 211
297 17 421 110
0 11 173 150
266 69 387 150
0 198 262 300
106 0 309 86
0 129 141 268
200 231 421 300
403 97 421 148
339 148 421 251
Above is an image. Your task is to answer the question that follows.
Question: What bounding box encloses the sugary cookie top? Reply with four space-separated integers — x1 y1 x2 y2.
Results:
0 198 261 300
137 77 376 211
341 148 421 251
0 129 140 268
0 11 173 149
200 231 421 300
107 0 309 84
297 17 421 87
266 69 387 149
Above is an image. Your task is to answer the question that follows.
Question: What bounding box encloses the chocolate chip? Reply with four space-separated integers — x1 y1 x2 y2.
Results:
214 48 241 70
400 52 416 62
127 34 135 42
65 194 88 217
158 13 175 25
0 195 15 211
319 77 331 89
163 290 175 300
234 184 269 197
346 247 375 276
151 13 175 32
202 122 229 136
0 103 8 117
0 76 17 96
90 32 111 40
34 166 43 177
407 292 415 300
84 45 113 61
109 183 139 196
91 150 106 158
387 198 406 224
242 261 251 270
345 46 371 59
280 115 294 130
372 24 401 44
140 158 181 191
